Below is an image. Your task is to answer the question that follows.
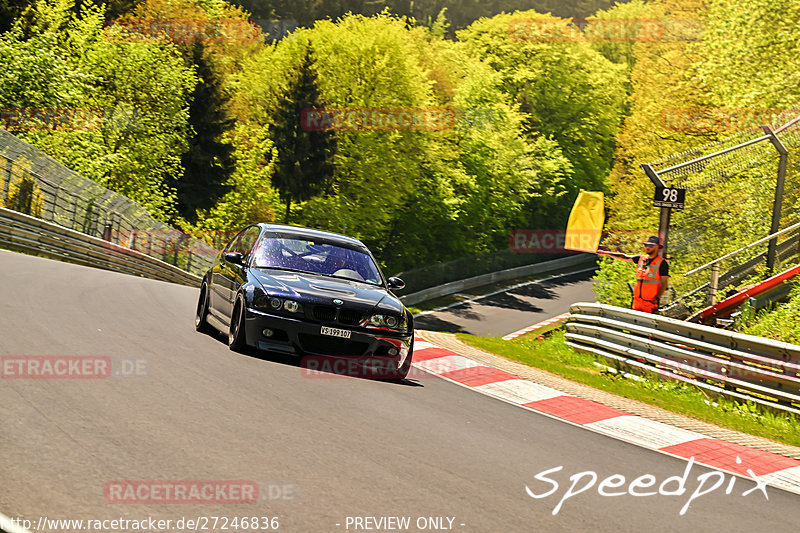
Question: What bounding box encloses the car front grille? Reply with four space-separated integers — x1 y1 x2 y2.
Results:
313 306 337 322
338 309 363 326
298 334 369 356
311 305 363 326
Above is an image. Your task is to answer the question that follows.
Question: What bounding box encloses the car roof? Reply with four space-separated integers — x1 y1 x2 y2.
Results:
257 223 368 249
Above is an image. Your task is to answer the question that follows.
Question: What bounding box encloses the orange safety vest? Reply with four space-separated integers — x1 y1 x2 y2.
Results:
634 255 664 303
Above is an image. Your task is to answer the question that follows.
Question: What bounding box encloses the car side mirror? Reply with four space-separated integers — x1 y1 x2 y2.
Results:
387 277 405 290
223 252 244 265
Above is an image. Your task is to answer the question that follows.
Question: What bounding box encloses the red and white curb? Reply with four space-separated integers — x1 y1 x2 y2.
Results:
411 334 800 495
502 312 571 340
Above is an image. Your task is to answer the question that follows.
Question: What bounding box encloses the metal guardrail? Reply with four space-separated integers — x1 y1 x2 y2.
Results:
399 253 596 305
0 207 201 286
565 303 800 416
394 248 569 295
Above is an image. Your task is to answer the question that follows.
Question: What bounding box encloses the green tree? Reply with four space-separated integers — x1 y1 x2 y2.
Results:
177 42 236 222
188 122 281 236
268 46 336 223
0 0 198 220
457 11 628 226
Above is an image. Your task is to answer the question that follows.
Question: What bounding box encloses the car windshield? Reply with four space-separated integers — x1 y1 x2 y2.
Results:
252 237 383 285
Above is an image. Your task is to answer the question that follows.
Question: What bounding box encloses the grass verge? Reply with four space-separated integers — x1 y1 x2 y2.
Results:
456 330 800 448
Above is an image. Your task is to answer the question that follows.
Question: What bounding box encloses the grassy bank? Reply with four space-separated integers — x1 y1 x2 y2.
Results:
456 330 800 448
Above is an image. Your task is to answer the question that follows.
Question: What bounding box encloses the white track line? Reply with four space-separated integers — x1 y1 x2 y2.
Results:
502 312 571 340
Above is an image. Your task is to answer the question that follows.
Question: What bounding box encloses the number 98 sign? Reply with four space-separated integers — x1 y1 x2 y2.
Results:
653 187 685 209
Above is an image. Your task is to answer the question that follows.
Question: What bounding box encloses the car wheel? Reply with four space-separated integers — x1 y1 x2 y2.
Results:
195 282 212 333
228 295 247 352
392 337 414 380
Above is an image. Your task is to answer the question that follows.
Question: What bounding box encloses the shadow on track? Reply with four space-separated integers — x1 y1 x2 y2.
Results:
197 328 424 387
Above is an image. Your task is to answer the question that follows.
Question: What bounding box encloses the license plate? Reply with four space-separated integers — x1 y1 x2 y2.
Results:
320 326 351 339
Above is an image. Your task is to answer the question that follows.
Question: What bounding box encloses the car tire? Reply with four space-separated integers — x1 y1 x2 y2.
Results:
195 282 212 333
228 294 247 352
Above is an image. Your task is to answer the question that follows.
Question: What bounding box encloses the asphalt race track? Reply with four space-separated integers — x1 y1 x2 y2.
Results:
414 270 597 336
1 250 799 532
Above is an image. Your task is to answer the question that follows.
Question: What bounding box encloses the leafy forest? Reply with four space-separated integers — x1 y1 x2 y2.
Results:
1 0 799 278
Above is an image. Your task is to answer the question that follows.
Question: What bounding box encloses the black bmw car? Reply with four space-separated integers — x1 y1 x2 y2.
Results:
195 223 414 379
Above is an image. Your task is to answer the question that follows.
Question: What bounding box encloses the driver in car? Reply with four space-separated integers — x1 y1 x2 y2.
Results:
324 247 364 281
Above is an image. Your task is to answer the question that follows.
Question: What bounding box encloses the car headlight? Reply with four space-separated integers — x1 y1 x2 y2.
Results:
368 314 405 331
254 292 303 314
253 290 270 309
283 300 302 313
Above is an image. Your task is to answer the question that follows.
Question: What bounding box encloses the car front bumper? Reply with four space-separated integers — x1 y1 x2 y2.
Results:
243 307 412 359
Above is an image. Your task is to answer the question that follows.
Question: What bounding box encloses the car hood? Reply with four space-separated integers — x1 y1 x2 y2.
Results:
250 268 404 314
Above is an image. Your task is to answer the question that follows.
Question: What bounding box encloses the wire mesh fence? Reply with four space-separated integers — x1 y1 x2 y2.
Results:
644 115 800 313
0 129 218 277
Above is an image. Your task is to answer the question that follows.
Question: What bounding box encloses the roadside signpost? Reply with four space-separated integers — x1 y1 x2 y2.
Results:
652 187 686 210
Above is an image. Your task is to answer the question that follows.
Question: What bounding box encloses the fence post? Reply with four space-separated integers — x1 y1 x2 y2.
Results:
658 206 671 258
761 125 789 273
708 262 720 305
3 157 10 203
70 194 79 230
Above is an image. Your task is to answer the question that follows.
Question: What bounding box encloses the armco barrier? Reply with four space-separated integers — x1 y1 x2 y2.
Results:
0 206 201 286
399 253 596 306
565 303 800 416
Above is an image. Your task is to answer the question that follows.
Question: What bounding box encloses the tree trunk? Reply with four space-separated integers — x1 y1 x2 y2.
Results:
284 198 291 224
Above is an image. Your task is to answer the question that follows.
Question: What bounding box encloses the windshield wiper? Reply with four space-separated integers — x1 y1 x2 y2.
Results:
322 274 381 286
256 266 311 274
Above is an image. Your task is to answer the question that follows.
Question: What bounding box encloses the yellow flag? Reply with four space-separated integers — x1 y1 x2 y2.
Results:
565 190 604 252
